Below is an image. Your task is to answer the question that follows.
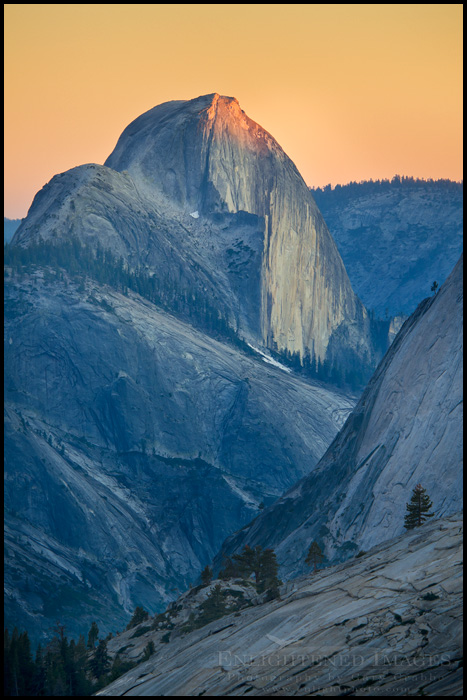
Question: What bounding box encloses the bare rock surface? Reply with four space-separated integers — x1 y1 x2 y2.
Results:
4 271 354 642
13 93 383 374
96 513 463 696
105 93 377 367
218 255 463 576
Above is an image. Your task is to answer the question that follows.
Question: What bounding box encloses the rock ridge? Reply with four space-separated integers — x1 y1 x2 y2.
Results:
217 254 463 577
96 513 463 696
4 269 355 642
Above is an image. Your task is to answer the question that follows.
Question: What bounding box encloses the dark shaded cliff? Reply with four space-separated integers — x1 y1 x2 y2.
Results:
4 270 354 643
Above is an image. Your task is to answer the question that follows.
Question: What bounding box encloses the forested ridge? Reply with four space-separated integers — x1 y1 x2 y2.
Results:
310 175 463 204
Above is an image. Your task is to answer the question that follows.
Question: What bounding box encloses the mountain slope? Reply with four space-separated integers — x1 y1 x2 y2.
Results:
13 93 384 379
311 179 463 316
96 513 463 697
9 163 267 340
4 270 355 643
218 254 463 577
105 92 376 367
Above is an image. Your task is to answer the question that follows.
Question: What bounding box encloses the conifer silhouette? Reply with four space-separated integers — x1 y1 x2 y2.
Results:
404 483 434 529
200 565 213 586
305 541 324 572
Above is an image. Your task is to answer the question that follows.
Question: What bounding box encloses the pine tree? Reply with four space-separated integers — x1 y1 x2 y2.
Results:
232 545 263 583
404 484 434 529
142 640 155 661
74 635 93 696
218 555 240 580
4 627 36 696
126 606 149 630
230 545 281 596
32 643 46 695
199 583 226 623
87 621 99 649
4 628 14 696
257 548 281 599
200 565 213 586
88 639 110 680
305 541 324 572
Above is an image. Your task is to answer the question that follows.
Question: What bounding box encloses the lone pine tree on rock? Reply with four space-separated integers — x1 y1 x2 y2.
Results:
201 565 213 586
305 541 324 572
232 545 263 584
218 555 240 580
404 483 434 529
227 545 281 598
257 548 281 599
199 583 226 623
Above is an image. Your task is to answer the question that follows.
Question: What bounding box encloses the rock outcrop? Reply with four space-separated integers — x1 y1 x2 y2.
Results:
13 93 383 376
4 270 355 643
218 255 463 577
105 93 377 367
96 513 463 697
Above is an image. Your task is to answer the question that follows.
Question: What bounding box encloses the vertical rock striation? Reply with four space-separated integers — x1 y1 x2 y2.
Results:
105 93 376 368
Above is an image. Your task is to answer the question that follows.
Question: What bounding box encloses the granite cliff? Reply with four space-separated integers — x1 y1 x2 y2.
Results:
7 92 381 643
13 93 384 378
5 94 462 654
105 93 378 369
217 254 463 577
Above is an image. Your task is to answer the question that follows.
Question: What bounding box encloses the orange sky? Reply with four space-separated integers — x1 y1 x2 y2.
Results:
4 4 463 219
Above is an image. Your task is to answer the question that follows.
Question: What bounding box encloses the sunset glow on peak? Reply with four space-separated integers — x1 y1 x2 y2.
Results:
4 4 463 219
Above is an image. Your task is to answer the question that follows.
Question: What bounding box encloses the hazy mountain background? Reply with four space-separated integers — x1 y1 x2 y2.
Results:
311 178 463 316
4 217 22 243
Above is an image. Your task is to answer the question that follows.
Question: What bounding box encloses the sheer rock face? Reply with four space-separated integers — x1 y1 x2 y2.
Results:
96 514 463 697
13 94 378 367
218 255 463 578
99 93 375 365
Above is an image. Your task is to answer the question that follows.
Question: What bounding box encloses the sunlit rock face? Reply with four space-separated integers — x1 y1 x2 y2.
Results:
218 255 463 578
104 93 376 367
13 94 381 372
